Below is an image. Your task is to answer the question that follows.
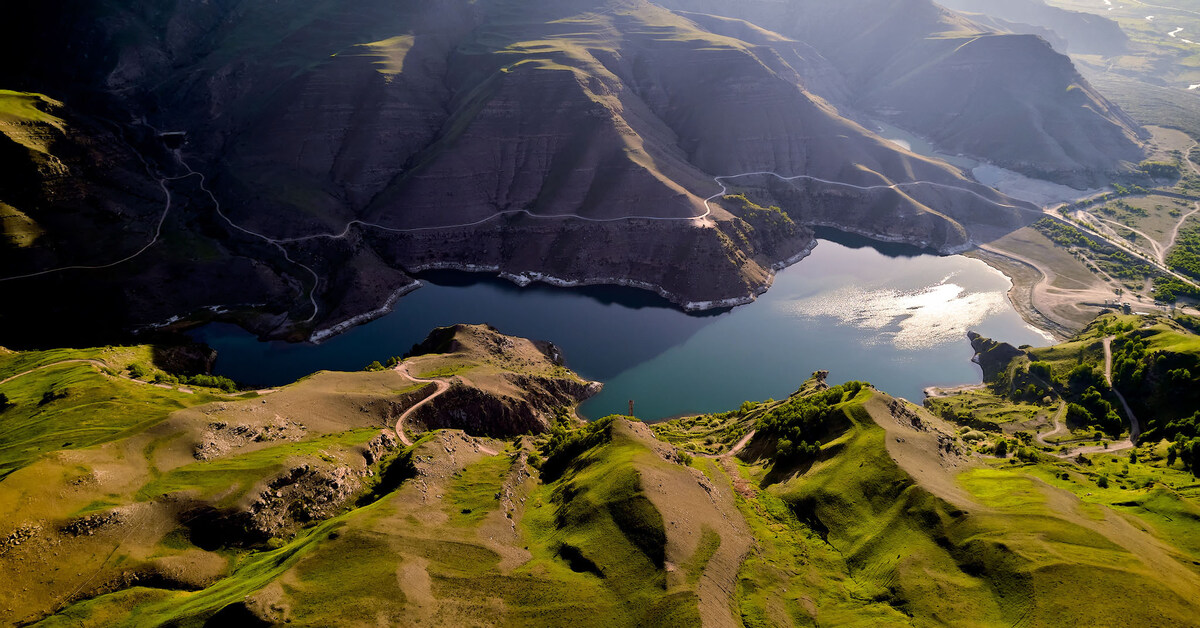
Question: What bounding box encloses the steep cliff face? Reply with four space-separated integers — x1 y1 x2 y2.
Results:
856 34 1143 187
968 331 1026 382
0 0 1143 343
403 324 602 437
660 0 1144 186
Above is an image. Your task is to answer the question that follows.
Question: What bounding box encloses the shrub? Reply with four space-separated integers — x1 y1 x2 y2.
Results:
126 363 150 379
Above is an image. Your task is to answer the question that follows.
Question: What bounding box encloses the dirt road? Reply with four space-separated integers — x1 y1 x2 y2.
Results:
392 363 451 447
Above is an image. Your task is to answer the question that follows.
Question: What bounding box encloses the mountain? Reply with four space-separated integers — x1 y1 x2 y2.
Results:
5 321 1200 626
0 0 1143 344
936 0 1130 56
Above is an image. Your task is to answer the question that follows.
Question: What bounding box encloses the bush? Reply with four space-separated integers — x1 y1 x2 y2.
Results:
994 439 1009 458
126 363 151 379
539 415 617 481
181 374 239 392
754 383 860 463
1097 475 1110 488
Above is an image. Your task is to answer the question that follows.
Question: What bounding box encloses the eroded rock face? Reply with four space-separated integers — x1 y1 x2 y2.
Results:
0 0 1143 344
186 429 401 546
411 378 595 437
968 331 1026 382
193 419 308 461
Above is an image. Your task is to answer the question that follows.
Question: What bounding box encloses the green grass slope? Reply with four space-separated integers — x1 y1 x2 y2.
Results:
665 371 1200 626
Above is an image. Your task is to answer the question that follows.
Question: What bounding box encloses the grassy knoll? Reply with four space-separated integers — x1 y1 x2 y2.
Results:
0 347 221 479
15 323 1200 626
41 510 362 627
135 428 380 507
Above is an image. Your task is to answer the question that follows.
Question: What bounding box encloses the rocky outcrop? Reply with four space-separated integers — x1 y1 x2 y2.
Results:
193 419 308 461
185 429 401 546
411 378 594 437
968 331 1026 382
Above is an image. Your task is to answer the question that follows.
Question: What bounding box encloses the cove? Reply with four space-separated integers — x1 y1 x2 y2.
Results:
191 234 1051 420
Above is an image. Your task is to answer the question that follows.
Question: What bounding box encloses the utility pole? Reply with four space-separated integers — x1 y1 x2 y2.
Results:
628 399 634 418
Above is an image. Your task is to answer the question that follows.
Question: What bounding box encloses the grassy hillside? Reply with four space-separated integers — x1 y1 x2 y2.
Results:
8 321 1200 625
662 368 1200 626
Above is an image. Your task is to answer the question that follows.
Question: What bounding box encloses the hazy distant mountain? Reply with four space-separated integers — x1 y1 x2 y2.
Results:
937 0 1130 56
0 0 1143 343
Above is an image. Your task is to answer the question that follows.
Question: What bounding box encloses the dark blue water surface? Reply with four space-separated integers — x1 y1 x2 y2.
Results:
192 236 1050 420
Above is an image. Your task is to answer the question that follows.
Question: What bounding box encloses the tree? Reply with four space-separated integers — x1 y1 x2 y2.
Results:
0 392 9 410
994 439 1009 458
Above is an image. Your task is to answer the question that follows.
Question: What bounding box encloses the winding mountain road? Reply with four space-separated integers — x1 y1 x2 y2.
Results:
1104 335 1142 443
0 171 176 284
1035 402 1069 446
0 134 1038 325
392 363 451 447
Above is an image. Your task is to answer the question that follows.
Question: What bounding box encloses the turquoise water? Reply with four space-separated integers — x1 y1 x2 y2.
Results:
192 235 1050 420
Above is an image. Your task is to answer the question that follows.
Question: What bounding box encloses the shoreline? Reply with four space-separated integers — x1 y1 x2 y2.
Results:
964 247 1076 342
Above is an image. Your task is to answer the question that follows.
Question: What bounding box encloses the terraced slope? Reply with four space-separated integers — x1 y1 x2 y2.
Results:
0 0 1141 344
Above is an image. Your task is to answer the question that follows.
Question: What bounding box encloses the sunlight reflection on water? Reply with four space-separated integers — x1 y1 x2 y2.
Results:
782 276 1007 350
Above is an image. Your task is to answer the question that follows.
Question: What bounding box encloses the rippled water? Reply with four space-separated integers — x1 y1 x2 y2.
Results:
193 233 1050 420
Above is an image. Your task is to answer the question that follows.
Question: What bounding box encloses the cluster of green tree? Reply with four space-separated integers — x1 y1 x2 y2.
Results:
1005 361 1055 402
1110 183 1149 196
151 372 240 392
364 356 403 372
1111 333 1147 390
1162 411 1200 442
754 382 865 462
1065 363 1106 392
1166 226 1200 283
1176 314 1200 334
1102 329 1200 439
126 363 152 379
125 362 241 392
1035 218 1103 250
1034 219 1157 285
1167 435 1200 477
537 413 617 481
993 434 1039 462
1153 277 1200 303
1064 387 1123 436
1139 161 1182 179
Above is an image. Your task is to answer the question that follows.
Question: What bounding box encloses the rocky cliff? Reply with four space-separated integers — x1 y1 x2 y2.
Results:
0 0 1144 344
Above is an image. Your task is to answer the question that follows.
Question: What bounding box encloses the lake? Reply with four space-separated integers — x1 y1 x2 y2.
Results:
191 232 1051 420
